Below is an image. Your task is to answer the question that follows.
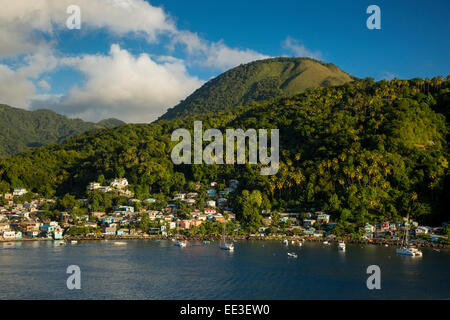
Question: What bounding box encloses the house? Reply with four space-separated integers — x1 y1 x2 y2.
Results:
204 208 216 215
4 193 13 200
415 226 431 235
116 229 129 236
144 198 156 203
187 193 198 198
210 182 217 187
87 182 101 191
381 222 390 230
364 223 375 234
207 189 217 197
2 231 16 239
316 213 330 224
53 229 63 239
173 193 186 200
114 206 134 213
102 226 116 235
91 212 106 218
206 200 216 208
110 178 128 189
303 219 316 228
213 215 225 223
13 188 27 197
186 198 196 206
25 230 39 238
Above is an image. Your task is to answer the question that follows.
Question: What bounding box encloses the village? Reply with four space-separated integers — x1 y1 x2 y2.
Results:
0 178 448 247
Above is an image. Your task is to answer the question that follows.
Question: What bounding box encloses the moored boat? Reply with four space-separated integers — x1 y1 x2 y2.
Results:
338 241 346 251
220 222 234 251
174 240 187 247
396 213 422 257
287 252 298 258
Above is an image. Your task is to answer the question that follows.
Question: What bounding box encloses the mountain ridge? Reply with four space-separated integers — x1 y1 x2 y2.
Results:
0 104 125 156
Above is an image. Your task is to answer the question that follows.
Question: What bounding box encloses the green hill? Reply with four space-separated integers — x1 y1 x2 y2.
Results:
159 57 356 120
0 77 449 226
0 104 125 156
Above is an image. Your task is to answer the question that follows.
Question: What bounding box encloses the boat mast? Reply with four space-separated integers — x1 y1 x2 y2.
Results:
403 213 410 247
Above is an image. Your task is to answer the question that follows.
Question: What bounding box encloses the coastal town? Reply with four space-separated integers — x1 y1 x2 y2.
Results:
1 178 449 248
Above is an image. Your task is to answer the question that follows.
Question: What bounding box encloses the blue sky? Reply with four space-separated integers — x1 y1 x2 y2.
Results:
0 0 449 123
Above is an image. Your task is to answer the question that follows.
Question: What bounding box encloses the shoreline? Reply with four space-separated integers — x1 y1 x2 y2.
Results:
2 234 449 249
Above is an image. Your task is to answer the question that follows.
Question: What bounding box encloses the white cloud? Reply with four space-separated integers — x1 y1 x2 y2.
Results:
31 44 204 123
0 64 36 108
0 48 59 108
174 31 270 70
0 0 270 122
282 36 322 60
0 0 175 58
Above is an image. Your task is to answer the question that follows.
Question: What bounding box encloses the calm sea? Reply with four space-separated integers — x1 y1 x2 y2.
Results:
1 240 449 299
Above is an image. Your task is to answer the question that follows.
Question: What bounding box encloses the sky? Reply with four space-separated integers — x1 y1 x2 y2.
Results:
0 0 449 123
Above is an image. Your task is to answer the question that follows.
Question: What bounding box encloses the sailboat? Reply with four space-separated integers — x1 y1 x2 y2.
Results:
396 213 422 257
219 222 234 251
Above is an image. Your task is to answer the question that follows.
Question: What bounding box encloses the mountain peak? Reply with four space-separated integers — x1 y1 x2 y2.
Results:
158 57 355 121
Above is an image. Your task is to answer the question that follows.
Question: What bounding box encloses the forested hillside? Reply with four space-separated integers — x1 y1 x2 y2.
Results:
0 77 449 227
0 104 125 156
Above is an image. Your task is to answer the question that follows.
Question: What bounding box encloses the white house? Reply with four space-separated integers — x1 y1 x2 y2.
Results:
13 188 27 196
87 182 101 191
110 178 128 189
2 231 16 239
206 200 216 208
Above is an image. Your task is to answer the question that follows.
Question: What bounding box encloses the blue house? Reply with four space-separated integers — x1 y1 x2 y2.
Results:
207 189 217 197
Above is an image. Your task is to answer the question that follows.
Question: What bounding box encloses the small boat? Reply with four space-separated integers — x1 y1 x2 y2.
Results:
220 223 234 251
323 241 330 245
384 244 389 247
433 248 440 252
287 252 298 258
114 241 127 245
283 239 289 245
203 240 211 244
396 213 422 257
298 241 302 247
71 240 78 244
291 240 295 245
174 240 187 247
338 242 346 251
4 242 14 247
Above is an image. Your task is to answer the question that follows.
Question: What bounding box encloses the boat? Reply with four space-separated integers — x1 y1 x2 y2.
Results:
287 252 298 258
298 241 302 247
283 239 289 245
338 241 346 251
71 240 78 244
323 241 330 245
291 240 295 245
114 241 127 245
174 240 187 247
384 244 388 247
219 222 234 251
396 213 422 257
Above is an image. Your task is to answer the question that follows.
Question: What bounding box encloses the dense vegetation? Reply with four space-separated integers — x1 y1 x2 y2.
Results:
0 104 125 156
159 57 355 120
1 77 449 231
